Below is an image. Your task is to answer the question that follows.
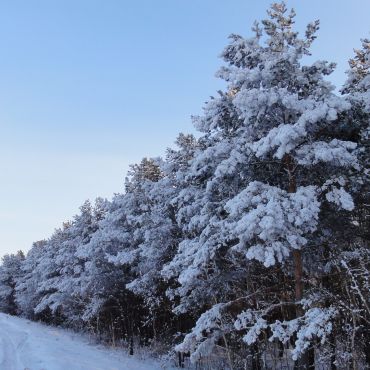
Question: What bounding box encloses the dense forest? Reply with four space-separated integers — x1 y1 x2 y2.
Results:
0 3 369 369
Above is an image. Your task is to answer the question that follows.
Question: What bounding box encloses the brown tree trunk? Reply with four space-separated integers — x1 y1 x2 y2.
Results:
284 155 303 311
284 155 315 370
292 250 303 305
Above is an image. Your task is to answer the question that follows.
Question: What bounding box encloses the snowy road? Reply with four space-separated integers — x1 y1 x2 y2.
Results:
0 313 164 370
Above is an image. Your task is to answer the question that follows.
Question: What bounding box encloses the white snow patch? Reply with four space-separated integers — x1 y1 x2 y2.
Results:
0 313 165 370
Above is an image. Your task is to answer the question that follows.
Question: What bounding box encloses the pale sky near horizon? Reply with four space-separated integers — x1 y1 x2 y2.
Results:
1 0 369 258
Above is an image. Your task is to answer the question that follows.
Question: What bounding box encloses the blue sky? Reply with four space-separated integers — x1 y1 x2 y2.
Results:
1 0 369 257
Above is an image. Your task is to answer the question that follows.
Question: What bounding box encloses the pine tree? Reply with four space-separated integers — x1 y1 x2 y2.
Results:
170 3 360 368
0 251 25 315
15 240 47 319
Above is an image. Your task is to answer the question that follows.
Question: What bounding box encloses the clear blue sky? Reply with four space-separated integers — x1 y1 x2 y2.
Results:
1 0 369 257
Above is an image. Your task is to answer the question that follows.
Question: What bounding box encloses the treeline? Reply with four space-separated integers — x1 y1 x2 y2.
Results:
0 3 369 369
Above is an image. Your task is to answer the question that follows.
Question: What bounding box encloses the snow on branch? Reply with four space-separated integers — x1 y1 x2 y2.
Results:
225 182 320 266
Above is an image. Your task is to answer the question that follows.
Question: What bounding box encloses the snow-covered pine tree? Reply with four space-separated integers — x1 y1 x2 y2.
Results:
79 158 164 345
63 198 109 327
170 3 360 368
0 251 24 314
330 37 370 368
161 88 267 367
33 199 108 327
15 240 47 319
124 138 198 329
74 197 134 338
342 37 370 235
31 222 74 323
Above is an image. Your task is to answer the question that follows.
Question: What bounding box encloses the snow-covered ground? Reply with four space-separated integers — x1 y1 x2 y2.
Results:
0 313 165 370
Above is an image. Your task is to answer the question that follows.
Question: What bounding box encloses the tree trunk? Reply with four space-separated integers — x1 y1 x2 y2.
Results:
251 342 262 370
284 154 315 370
284 155 303 312
292 250 303 305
